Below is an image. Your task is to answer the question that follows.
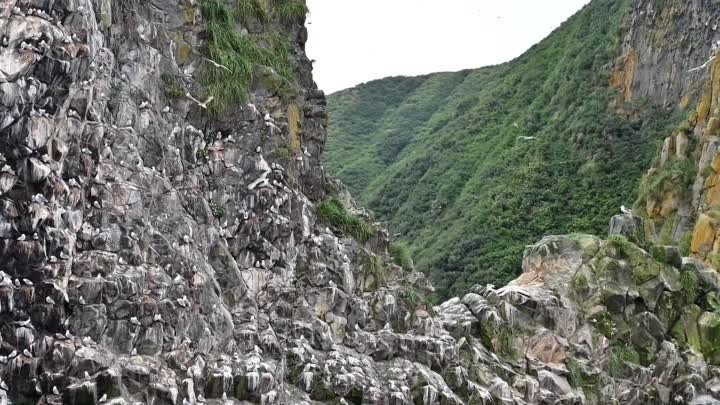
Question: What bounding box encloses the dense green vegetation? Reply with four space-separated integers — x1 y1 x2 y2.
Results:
325 0 686 299
199 0 306 115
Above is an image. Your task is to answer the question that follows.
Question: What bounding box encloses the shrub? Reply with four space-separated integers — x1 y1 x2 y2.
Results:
590 313 617 339
161 73 185 98
316 198 375 242
209 202 225 219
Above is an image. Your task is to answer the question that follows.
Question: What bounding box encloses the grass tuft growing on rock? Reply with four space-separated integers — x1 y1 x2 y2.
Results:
400 286 430 308
607 345 640 378
316 198 375 242
367 254 387 287
606 234 634 254
681 270 699 305
567 357 584 387
389 242 414 271
271 0 308 24
637 157 697 204
199 0 295 116
236 0 266 22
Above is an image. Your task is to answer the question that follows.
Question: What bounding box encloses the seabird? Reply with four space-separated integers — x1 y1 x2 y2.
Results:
130 316 141 326
46 296 55 305
99 394 107 402
620 205 632 215
52 386 59 395
17 234 26 241
203 58 231 72
689 56 716 73
185 93 214 110
22 279 33 286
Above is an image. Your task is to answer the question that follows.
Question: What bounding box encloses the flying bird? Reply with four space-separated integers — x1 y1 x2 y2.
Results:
689 56 716 73
185 93 214 110
203 58 231 72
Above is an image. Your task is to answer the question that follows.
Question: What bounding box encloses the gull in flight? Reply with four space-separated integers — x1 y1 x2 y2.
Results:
185 93 215 110
203 58 231 72
689 56 716 73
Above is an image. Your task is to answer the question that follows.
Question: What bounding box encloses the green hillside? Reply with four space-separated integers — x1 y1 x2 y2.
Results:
324 0 686 299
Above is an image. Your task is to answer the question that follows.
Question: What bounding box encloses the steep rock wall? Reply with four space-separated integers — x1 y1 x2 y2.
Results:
0 1 719 405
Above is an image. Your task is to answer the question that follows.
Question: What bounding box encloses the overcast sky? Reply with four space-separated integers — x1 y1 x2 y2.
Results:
305 0 591 93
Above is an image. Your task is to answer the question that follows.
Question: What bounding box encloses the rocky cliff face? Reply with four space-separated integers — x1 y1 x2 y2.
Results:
613 0 720 108
2 0 720 405
628 0 720 264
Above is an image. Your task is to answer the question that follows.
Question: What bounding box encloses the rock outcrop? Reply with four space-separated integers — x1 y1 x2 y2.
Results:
2 0 720 405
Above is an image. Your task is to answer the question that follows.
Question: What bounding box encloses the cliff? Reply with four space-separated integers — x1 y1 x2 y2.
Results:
1 1 720 405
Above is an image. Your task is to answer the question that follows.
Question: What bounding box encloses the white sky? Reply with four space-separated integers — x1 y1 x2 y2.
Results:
306 0 591 93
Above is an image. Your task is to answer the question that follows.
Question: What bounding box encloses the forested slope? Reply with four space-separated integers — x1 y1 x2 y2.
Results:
325 0 687 298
